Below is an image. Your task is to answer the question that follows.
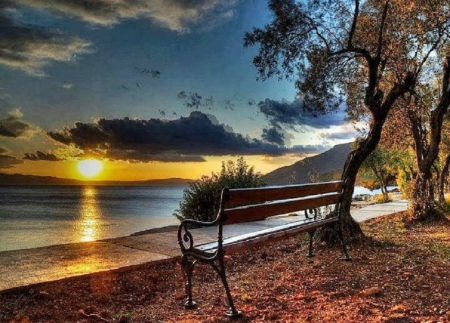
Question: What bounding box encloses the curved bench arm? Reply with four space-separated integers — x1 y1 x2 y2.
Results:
177 187 229 255
177 218 218 253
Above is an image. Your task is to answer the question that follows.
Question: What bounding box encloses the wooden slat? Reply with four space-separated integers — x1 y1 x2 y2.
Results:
222 193 340 225
198 217 339 252
226 181 343 208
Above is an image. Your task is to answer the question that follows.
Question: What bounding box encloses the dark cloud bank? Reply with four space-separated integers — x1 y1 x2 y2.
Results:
0 154 23 169
258 98 347 130
0 115 32 138
46 111 323 163
0 113 30 168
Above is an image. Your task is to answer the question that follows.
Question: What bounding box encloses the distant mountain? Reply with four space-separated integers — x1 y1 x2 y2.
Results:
263 142 353 185
0 173 192 186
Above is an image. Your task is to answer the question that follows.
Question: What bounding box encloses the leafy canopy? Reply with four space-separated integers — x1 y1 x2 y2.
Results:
244 0 450 121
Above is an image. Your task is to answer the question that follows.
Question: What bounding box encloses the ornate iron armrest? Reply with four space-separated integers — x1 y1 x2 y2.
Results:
177 217 220 255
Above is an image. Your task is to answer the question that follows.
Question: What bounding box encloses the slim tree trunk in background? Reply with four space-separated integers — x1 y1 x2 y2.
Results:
438 154 450 205
372 167 389 201
409 57 450 220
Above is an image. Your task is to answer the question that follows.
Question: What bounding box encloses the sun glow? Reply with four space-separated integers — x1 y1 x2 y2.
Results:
78 159 102 178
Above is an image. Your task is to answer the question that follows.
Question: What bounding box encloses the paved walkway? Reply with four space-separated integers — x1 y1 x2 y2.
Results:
0 200 407 292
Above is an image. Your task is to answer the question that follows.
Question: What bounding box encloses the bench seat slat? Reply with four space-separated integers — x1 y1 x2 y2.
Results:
198 217 339 252
226 181 343 207
223 192 340 225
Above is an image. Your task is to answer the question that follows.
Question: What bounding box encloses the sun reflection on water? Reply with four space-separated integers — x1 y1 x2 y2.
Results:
79 186 102 242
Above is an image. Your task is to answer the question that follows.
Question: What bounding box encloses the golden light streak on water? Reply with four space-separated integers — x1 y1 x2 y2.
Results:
79 187 102 242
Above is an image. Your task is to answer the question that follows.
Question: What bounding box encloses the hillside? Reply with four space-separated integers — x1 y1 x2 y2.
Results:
0 173 191 186
263 142 353 185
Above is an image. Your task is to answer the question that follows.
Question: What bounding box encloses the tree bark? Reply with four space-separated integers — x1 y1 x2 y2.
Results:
337 74 417 237
438 154 450 205
338 114 387 237
409 57 450 220
372 167 389 202
410 171 434 220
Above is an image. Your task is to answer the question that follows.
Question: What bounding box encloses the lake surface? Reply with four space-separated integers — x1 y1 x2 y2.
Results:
0 185 185 252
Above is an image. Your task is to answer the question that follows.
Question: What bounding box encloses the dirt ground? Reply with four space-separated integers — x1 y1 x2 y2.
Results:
1 212 450 323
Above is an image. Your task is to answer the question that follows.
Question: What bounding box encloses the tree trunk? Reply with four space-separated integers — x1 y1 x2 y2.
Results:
317 121 386 243
339 122 384 237
410 57 450 220
373 168 389 202
380 178 389 202
438 154 450 205
320 75 417 243
410 170 434 220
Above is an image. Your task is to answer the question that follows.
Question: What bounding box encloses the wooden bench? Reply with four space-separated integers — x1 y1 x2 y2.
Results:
177 180 351 317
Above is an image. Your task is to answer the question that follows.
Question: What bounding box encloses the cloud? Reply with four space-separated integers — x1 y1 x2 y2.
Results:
0 145 24 169
319 131 358 141
0 14 93 76
177 91 214 110
62 83 73 89
10 0 238 33
23 151 62 161
318 124 360 145
47 111 294 162
0 154 23 169
8 108 23 118
1 0 236 75
258 98 347 130
0 109 36 138
289 144 330 155
261 127 285 145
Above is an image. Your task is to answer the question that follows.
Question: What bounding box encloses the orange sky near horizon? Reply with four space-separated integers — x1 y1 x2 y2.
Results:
3 154 303 182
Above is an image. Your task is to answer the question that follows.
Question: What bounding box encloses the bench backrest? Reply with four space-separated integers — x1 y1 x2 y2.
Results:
220 180 345 225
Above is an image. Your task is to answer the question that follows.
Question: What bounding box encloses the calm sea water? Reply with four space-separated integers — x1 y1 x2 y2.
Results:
0 185 185 252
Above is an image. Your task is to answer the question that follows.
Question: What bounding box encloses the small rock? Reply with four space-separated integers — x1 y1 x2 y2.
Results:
175 291 185 301
360 286 383 297
390 304 411 314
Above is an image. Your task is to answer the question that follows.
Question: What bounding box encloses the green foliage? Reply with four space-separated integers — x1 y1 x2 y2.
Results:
358 147 399 202
427 240 450 259
174 157 266 223
442 194 450 212
396 168 411 199
359 148 398 182
358 178 380 190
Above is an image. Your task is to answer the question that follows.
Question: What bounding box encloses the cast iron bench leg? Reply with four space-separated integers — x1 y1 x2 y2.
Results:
211 255 242 318
181 255 198 309
334 222 351 261
307 229 316 257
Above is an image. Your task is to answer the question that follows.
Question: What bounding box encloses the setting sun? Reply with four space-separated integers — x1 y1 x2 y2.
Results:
77 159 102 178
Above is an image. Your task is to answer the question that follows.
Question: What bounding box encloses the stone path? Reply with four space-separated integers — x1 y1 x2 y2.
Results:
0 200 408 292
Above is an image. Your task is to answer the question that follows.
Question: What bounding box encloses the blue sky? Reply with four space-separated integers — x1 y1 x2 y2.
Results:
0 0 358 180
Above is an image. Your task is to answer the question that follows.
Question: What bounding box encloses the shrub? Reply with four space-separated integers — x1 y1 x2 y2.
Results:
374 193 392 204
396 168 411 199
174 157 266 222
